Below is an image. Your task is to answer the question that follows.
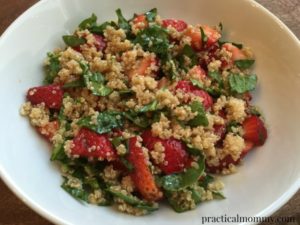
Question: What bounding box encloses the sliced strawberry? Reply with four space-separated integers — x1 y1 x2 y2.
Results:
184 27 202 50
127 137 162 201
188 65 207 80
71 128 116 160
201 25 221 48
128 56 157 79
162 19 187 32
27 85 63 109
240 141 254 158
222 43 247 61
93 34 106 51
141 130 188 174
175 80 213 110
37 120 59 141
242 116 267 146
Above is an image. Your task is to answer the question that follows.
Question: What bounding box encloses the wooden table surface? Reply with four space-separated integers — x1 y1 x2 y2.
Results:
0 0 299 224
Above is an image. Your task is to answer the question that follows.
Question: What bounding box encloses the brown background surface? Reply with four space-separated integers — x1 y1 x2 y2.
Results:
0 0 299 225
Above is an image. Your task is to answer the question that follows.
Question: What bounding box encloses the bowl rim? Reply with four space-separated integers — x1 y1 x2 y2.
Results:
0 0 299 225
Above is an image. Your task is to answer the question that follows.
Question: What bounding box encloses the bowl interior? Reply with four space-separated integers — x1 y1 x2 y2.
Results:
0 0 299 225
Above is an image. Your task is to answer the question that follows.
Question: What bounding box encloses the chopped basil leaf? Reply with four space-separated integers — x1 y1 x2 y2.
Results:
50 142 68 161
186 144 203 156
139 100 158 113
208 71 222 83
111 136 125 148
115 9 131 33
198 174 214 189
61 178 89 202
63 79 85 88
212 191 226 199
134 25 170 56
107 187 158 211
234 59 255 70
145 8 157 22
162 58 179 80
80 62 112 96
77 111 124 134
228 73 257 94
119 157 134 171
165 189 195 213
62 35 86 47
161 156 205 191
79 13 97 30
200 27 208 44
123 111 151 128
188 101 209 127
44 52 61 84
178 44 198 70
248 106 261 116
190 79 204 89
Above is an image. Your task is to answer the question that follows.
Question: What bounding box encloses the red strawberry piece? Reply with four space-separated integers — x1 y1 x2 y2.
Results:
127 137 162 201
201 25 221 49
27 85 63 109
184 27 202 50
93 34 106 51
242 116 267 146
71 128 116 161
162 19 187 32
37 120 59 141
141 130 188 174
175 80 213 110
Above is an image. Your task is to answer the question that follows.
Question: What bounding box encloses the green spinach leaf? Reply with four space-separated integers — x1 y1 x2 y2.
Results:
138 100 158 113
145 8 157 22
161 156 205 191
44 52 61 84
134 25 169 56
62 35 86 47
228 73 257 94
178 44 198 70
188 101 209 127
234 59 255 70
115 9 131 33
77 111 124 134
79 13 97 30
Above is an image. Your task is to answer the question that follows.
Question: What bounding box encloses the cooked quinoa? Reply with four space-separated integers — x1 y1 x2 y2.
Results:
20 8 268 215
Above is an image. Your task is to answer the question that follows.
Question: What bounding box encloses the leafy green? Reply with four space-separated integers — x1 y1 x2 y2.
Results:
186 144 203 156
115 9 131 33
234 59 255 70
44 52 61 84
79 13 97 30
161 156 205 191
139 100 158 113
63 79 85 88
80 62 112 96
77 111 124 134
89 21 111 34
107 187 158 211
165 191 191 213
62 35 86 47
123 111 151 128
61 178 89 202
200 27 208 44
188 101 209 127
162 57 179 80
198 174 214 189
208 71 222 83
248 106 261 116
178 45 198 70
145 8 157 22
228 73 257 94
226 121 240 133
50 142 68 162
212 191 226 199
134 25 169 56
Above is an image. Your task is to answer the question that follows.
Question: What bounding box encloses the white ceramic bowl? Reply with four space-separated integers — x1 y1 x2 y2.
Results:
0 0 299 224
